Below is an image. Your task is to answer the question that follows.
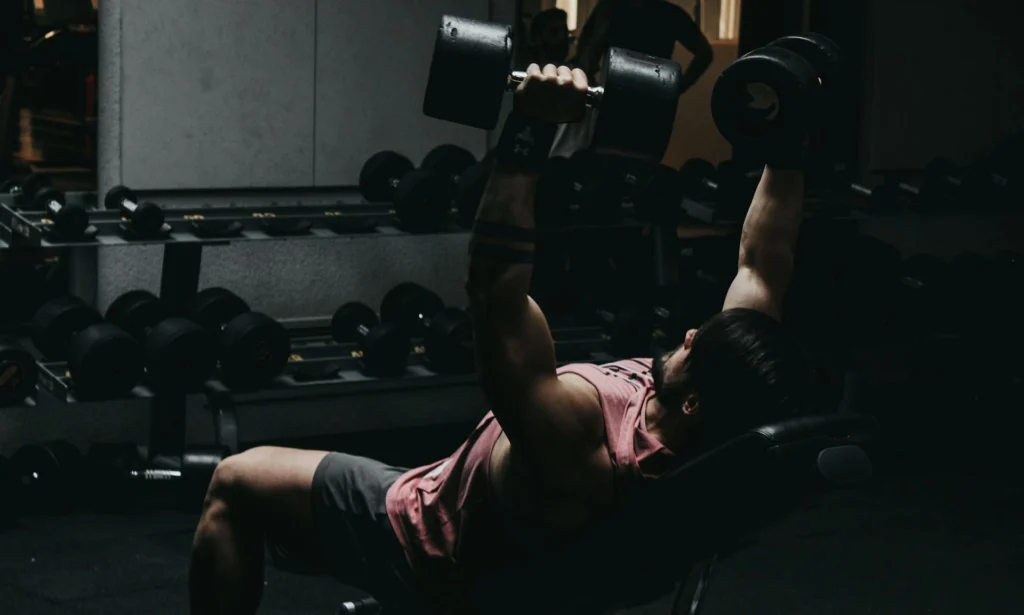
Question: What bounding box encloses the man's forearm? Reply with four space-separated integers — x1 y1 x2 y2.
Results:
465 163 540 304
737 167 804 281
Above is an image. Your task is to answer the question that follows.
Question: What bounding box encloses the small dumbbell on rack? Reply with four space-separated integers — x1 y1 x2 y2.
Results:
359 151 451 231
331 302 412 377
5 173 92 240
105 290 217 394
10 440 83 512
105 185 168 239
380 283 475 375
184 288 291 390
31 296 145 399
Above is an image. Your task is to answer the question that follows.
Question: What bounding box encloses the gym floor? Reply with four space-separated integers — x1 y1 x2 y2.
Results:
1 458 1020 614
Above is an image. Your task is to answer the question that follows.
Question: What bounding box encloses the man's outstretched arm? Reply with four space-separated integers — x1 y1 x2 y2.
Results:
722 167 805 319
467 64 607 488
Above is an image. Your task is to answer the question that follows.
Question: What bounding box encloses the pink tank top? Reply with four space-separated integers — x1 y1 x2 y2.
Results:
385 358 679 603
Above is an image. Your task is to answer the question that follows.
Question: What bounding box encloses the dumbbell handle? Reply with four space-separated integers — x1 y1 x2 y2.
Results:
128 469 182 480
508 72 605 106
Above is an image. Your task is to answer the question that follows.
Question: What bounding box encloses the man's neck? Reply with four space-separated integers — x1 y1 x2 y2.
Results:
644 396 697 454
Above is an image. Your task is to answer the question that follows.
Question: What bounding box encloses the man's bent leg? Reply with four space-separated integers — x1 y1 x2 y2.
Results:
189 446 329 615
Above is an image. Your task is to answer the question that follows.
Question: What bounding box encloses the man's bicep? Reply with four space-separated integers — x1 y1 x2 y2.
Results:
722 266 783 319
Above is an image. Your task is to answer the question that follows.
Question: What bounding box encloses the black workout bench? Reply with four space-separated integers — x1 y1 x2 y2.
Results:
316 413 878 614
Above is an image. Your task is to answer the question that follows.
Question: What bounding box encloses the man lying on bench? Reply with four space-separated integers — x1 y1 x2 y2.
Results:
188 61 854 615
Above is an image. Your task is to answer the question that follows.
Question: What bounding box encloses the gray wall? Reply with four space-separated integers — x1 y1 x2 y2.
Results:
98 0 499 318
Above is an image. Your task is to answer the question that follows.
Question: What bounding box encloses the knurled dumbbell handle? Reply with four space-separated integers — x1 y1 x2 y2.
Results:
508 72 605 106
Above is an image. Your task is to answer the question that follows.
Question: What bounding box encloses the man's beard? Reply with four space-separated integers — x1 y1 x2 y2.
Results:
651 348 689 410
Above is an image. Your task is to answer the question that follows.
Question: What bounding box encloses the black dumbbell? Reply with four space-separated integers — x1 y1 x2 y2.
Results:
0 337 38 407
359 151 450 230
421 144 477 190
11 440 83 510
535 151 621 225
89 443 227 509
31 297 144 399
424 15 683 156
876 158 966 212
105 290 217 393
379 283 475 374
632 164 685 224
185 288 291 390
105 185 166 238
13 173 91 240
331 302 411 377
713 34 840 157
899 254 950 334
338 598 382 615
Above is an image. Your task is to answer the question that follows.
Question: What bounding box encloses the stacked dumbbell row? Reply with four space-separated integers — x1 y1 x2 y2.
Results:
0 439 228 517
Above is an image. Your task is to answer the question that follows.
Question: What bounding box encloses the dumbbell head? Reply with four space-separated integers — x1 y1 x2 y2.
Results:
424 15 516 130
146 318 217 393
182 446 228 489
360 151 416 202
67 322 145 399
34 187 89 240
392 168 451 231
105 184 164 236
0 337 38 407
712 46 821 158
105 184 137 211
218 311 291 389
380 283 445 337
186 288 251 330
421 144 477 182
31 296 103 360
12 440 83 509
678 158 718 200
593 47 683 159
331 302 379 342
106 290 169 340
424 307 475 374
453 160 492 228
769 34 841 86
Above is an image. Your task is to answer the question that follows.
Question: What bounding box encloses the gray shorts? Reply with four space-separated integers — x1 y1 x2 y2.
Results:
269 452 427 612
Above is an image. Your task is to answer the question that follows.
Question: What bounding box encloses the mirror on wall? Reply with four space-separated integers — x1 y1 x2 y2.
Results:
2 0 98 191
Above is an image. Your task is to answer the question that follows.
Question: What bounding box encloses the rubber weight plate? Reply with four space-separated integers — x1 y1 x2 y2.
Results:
146 318 216 393
393 168 451 230
360 151 415 203
67 323 145 399
424 307 475 374
106 290 169 340
380 283 445 336
186 288 251 330
361 322 412 377
218 312 290 389
331 302 380 344
31 296 102 360
421 144 477 181
423 15 514 130
0 337 37 407
711 46 819 158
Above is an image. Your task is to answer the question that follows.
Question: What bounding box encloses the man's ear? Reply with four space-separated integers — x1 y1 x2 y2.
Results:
682 394 700 416
683 329 698 349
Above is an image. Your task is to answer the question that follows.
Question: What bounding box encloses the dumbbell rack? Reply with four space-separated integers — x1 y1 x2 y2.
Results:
0 189 634 465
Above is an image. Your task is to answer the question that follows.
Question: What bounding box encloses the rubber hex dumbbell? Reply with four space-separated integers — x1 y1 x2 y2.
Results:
421 144 477 191
331 302 411 377
712 33 840 158
379 283 475 374
31 296 144 399
105 185 166 238
16 173 91 240
0 337 38 407
359 151 450 230
535 151 619 225
105 290 216 394
185 288 291 390
424 15 683 158
11 440 83 511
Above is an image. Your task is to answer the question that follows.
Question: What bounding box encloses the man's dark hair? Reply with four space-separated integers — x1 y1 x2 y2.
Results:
654 308 811 447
